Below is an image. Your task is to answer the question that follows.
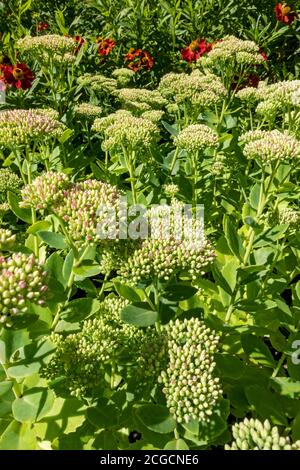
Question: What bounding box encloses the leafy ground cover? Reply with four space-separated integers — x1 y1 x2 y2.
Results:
0 0 300 451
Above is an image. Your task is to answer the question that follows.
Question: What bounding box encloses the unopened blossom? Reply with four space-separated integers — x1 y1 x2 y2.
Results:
18 34 77 57
159 318 222 424
92 110 132 134
74 103 102 119
159 70 226 108
0 229 16 251
77 73 117 94
0 109 66 147
141 110 164 122
279 207 300 231
225 418 300 450
0 253 48 324
0 169 22 195
20 172 70 210
114 88 167 113
240 130 300 164
112 67 135 86
174 124 218 152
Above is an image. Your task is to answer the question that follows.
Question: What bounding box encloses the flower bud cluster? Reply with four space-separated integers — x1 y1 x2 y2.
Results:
158 318 222 423
20 172 70 210
279 207 300 232
239 130 300 164
92 110 132 134
18 34 77 61
114 88 167 115
0 252 48 324
0 229 16 251
174 124 219 152
74 103 102 119
201 36 265 67
78 73 117 94
111 68 135 87
0 109 66 147
0 169 22 196
225 418 300 450
159 70 226 108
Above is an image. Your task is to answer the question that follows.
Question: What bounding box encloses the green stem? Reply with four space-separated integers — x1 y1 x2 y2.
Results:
271 353 286 378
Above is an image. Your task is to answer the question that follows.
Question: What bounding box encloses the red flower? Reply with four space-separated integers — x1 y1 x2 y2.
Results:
0 63 35 90
72 35 85 54
181 39 212 63
124 48 154 72
259 49 268 62
96 37 116 56
274 3 297 25
37 22 49 31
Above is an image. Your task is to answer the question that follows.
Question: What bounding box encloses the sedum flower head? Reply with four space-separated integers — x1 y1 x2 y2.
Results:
159 70 226 108
74 103 102 119
141 110 164 122
92 110 132 134
78 73 117 94
114 88 167 114
0 229 16 251
174 124 218 152
42 296 145 397
201 36 265 67
53 179 121 244
112 67 135 86
0 109 66 147
236 86 260 104
240 130 300 164
20 172 70 210
18 34 77 57
279 207 300 231
159 318 222 424
164 183 179 197
119 207 215 283
0 169 22 195
101 114 160 151
0 252 48 324
225 418 300 450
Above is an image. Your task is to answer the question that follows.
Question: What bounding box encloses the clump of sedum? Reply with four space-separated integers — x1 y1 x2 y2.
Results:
17 34 77 64
74 103 102 119
114 88 167 114
239 130 300 164
174 124 219 152
201 36 265 67
0 109 66 147
20 171 70 210
225 418 300 450
159 318 222 424
0 252 48 324
0 228 16 251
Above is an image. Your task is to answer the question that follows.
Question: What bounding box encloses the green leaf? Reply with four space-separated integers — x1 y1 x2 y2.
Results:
136 404 176 433
241 334 276 368
223 215 244 261
0 329 30 364
38 231 67 249
12 388 55 423
121 303 158 327
0 421 37 450
164 284 197 301
249 183 261 210
27 220 51 234
245 385 287 425
212 264 232 295
8 191 32 224
164 439 189 450
63 250 74 285
215 353 245 379
162 121 179 136
271 377 300 398
73 263 102 279
63 298 100 322
87 401 119 429
114 281 141 302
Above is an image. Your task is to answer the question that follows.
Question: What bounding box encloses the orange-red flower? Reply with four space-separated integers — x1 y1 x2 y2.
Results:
0 63 35 90
72 35 85 54
124 48 154 72
274 3 297 25
181 39 212 62
37 22 49 31
96 37 116 56
259 49 268 62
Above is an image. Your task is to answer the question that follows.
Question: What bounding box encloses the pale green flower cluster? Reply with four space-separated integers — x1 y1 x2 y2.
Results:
174 124 219 152
141 110 164 122
42 296 146 398
0 169 22 196
92 110 132 134
20 172 70 210
114 88 167 114
78 73 117 93
164 183 179 197
112 68 135 86
0 252 48 324
74 103 102 119
18 34 77 63
159 318 222 424
119 227 215 283
0 229 16 251
99 113 160 151
159 70 226 108
279 207 300 231
240 130 300 164
0 109 66 147
225 418 300 450
201 36 265 67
